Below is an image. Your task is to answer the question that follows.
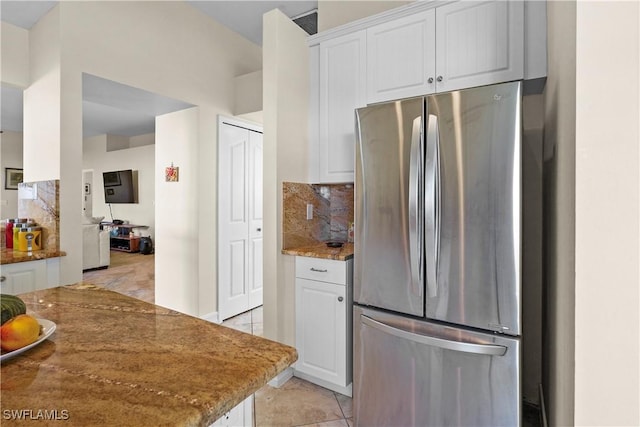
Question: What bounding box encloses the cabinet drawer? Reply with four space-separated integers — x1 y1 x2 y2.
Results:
295 257 347 285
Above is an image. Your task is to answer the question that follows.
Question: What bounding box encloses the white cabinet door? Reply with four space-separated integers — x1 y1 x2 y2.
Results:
435 0 524 93
318 30 366 183
366 9 436 104
209 395 253 427
0 260 47 295
295 277 347 387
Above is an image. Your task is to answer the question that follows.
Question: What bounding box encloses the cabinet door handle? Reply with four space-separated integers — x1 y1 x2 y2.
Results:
436 76 443 82
0 276 5 282
338 296 344 302
428 77 434 84
310 268 328 273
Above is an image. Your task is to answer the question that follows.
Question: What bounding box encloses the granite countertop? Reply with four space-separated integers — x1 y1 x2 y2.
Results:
0 284 298 426
282 242 354 261
0 248 66 265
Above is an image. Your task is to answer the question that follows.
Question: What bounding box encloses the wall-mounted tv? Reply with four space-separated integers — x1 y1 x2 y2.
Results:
103 169 137 204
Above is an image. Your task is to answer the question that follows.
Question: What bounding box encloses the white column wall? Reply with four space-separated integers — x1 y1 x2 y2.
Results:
155 107 199 314
262 9 310 345
543 2 577 425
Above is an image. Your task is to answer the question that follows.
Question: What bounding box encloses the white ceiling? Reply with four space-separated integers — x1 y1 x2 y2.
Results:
0 0 317 137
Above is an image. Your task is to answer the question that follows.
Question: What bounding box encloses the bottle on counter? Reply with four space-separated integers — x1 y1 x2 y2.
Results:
5 219 15 249
13 221 37 252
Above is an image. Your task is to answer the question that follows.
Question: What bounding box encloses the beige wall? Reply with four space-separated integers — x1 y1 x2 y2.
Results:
12 1 262 315
82 134 156 239
574 1 639 425
0 131 24 219
545 1 640 425
262 9 310 345
318 0 410 31
0 22 29 88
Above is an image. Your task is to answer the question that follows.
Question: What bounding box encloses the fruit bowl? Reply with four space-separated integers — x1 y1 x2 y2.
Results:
0 319 56 363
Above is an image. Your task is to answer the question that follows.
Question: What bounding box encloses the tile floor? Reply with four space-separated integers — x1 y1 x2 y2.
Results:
221 307 353 427
82 252 353 427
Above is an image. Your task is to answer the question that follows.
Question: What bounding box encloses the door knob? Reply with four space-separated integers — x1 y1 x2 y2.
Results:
428 77 434 84
437 76 443 82
338 296 344 302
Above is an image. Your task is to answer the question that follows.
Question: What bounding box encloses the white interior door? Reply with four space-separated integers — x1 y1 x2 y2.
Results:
218 118 263 321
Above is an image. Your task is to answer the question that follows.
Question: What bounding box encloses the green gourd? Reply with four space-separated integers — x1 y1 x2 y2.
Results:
1 294 27 325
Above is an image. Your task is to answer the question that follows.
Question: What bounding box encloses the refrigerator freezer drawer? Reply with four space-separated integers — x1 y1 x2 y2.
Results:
353 306 521 427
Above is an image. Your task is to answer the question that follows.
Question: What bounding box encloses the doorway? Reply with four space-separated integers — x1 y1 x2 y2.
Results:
82 170 93 216
217 116 264 321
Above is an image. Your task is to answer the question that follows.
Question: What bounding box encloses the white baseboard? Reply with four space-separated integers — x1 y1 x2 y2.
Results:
268 368 294 388
200 311 221 324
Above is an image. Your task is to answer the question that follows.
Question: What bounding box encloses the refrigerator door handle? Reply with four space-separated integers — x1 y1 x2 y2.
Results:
408 116 423 297
361 315 507 356
425 114 440 298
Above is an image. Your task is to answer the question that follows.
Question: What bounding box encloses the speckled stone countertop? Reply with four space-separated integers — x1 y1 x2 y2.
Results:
0 248 66 265
282 242 354 261
0 284 298 426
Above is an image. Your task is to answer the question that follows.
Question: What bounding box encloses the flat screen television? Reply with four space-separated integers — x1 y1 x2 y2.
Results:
103 169 136 204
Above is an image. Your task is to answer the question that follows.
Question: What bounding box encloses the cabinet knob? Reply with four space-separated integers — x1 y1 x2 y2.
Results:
338 296 344 302
437 76 443 82
0 276 5 282
428 77 434 84
257 228 262 232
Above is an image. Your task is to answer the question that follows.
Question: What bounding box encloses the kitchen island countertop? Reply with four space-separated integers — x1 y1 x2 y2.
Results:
0 284 297 426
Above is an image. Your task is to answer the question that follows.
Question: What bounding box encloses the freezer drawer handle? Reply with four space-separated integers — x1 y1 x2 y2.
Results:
310 268 328 273
361 315 507 356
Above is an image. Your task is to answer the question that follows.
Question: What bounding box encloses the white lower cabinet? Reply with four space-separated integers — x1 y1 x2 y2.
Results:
294 257 353 396
0 258 61 295
210 395 252 427
0 260 47 295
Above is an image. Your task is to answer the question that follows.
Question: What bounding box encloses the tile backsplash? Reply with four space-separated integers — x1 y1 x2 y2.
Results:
17 180 60 251
282 182 354 249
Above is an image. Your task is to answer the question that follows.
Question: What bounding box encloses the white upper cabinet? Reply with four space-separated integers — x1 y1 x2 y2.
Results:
316 30 366 183
309 0 543 179
365 0 525 102
366 10 436 104
435 0 524 93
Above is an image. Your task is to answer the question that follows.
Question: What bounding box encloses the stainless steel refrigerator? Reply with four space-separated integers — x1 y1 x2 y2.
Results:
354 81 532 426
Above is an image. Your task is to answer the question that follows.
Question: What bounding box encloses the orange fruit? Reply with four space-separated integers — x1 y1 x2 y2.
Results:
1 314 41 351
